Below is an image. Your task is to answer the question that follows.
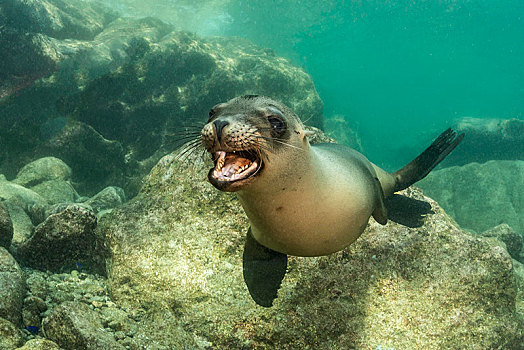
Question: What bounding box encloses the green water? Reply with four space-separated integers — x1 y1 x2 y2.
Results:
224 0 524 169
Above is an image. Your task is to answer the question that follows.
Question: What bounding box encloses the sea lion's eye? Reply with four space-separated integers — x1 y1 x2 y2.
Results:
268 116 286 135
208 109 215 120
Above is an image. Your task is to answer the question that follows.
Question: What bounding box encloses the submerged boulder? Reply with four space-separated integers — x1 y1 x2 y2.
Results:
15 339 61 350
85 186 125 214
16 204 104 274
0 317 23 349
418 160 524 236
0 247 26 327
0 180 48 225
0 200 13 248
13 157 72 188
42 301 124 350
99 154 524 349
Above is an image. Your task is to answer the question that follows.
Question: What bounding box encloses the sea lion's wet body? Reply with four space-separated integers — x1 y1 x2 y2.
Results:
199 95 463 306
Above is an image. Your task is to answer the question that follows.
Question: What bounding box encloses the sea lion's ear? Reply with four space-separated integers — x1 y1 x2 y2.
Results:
242 228 287 307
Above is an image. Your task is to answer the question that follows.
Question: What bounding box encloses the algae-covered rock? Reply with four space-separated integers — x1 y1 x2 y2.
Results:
22 296 47 329
30 180 78 206
85 186 125 214
16 204 103 273
99 154 524 349
13 157 72 188
481 224 523 262
0 317 23 349
15 339 61 350
445 117 524 166
0 200 14 248
0 247 26 327
0 181 49 225
42 301 124 350
418 160 524 236
4 202 34 248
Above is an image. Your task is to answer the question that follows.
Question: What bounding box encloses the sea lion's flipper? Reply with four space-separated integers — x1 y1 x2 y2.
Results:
372 177 388 225
243 228 287 307
392 128 464 192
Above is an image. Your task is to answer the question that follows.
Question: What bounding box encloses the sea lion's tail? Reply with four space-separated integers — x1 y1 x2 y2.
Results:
392 128 464 192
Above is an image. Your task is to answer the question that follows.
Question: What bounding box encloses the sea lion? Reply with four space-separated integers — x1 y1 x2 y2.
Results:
199 95 464 307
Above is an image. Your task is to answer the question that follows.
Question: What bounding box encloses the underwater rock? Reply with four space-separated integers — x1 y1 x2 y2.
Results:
22 296 47 329
0 317 24 349
16 204 104 274
0 247 26 327
15 339 61 350
1 0 117 40
418 160 524 236
13 157 72 188
42 301 125 350
4 202 34 248
38 121 126 196
0 200 14 249
0 180 49 225
481 224 523 262
30 180 79 206
85 186 125 214
100 153 524 349
444 117 524 166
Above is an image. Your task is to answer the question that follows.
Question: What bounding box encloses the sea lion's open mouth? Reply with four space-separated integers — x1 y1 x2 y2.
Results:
208 150 263 190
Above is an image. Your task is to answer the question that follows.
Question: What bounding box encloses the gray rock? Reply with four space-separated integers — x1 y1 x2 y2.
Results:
0 247 26 327
45 202 93 218
481 224 523 262
42 301 125 350
85 186 125 213
38 121 125 197
0 317 23 349
22 296 47 328
0 181 49 225
13 157 72 187
418 160 524 235
14 157 72 188
2 0 117 41
4 202 34 248
30 180 78 205
444 117 524 166
0 200 14 249
16 204 104 273
15 339 61 350
99 154 524 349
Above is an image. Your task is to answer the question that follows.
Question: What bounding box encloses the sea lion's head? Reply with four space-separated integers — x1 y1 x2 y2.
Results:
201 95 309 192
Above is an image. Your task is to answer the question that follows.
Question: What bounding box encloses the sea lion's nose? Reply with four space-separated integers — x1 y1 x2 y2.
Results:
213 120 229 144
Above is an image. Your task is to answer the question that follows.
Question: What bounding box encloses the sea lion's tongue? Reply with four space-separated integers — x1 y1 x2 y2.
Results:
213 151 254 180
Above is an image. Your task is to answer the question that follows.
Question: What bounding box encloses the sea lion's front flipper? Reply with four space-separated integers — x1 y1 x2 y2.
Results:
243 228 287 307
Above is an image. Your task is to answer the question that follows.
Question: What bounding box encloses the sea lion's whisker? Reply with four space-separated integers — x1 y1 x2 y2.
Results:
254 135 303 151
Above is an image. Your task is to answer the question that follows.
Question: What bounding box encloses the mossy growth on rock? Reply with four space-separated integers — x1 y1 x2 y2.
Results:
99 152 524 349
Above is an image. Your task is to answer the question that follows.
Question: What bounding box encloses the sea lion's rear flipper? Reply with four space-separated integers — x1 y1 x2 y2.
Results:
372 177 388 225
243 228 287 307
392 128 464 192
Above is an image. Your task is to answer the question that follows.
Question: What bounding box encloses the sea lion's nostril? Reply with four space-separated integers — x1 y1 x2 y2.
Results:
214 120 229 144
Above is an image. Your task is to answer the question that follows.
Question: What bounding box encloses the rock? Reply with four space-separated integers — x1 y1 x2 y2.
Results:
16 204 104 274
99 154 524 349
444 117 524 166
85 186 125 214
15 339 61 350
38 121 125 197
481 224 523 262
30 180 78 205
22 296 47 328
0 181 49 225
0 247 26 327
14 157 72 188
0 200 14 248
0 317 23 349
4 202 34 248
418 160 524 236
42 301 125 350
2 0 117 41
